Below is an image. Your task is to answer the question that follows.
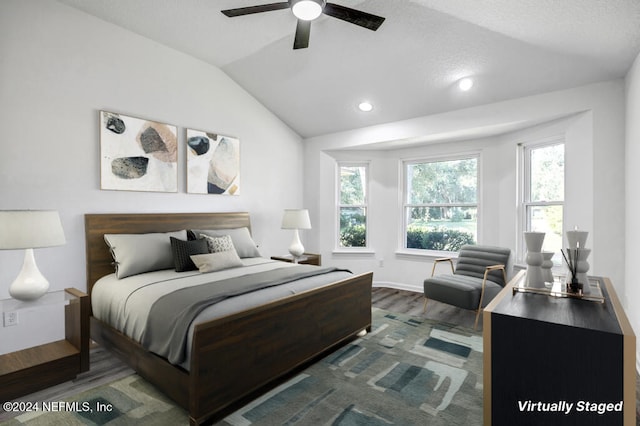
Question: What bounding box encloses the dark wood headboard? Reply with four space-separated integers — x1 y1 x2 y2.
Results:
84 212 252 297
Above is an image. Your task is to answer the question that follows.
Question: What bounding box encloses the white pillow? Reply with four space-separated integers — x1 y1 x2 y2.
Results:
104 230 187 279
191 227 261 258
190 250 243 273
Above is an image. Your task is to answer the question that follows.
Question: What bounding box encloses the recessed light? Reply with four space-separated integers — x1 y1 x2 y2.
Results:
358 102 373 112
458 77 474 91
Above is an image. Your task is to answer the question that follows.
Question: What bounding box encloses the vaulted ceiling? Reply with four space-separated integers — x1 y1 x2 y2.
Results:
57 0 640 138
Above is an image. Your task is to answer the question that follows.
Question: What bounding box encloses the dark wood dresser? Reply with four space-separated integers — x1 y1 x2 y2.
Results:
484 271 635 425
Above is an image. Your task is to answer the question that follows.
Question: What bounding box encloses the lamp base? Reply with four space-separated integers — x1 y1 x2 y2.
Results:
288 229 305 258
9 249 50 301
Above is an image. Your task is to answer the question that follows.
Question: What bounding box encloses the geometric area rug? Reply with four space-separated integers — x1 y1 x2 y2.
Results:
3 308 483 425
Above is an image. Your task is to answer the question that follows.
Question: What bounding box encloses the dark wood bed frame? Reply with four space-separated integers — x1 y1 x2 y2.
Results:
84 212 373 425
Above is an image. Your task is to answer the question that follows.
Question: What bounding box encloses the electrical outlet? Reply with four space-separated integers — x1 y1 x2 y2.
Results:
3 311 18 327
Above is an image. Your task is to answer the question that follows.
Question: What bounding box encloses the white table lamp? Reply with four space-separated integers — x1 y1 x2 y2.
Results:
0 210 66 301
281 209 311 258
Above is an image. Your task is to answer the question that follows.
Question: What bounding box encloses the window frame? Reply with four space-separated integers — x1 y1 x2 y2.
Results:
518 137 565 264
401 152 480 256
336 161 370 251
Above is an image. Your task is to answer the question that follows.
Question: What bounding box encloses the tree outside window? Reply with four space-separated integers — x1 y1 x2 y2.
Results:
404 156 478 252
338 164 367 248
522 142 564 263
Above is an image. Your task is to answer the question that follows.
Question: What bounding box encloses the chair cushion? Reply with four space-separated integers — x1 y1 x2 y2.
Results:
455 245 511 286
424 274 503 310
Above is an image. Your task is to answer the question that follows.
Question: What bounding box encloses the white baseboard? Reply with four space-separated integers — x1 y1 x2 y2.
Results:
373 280 423 294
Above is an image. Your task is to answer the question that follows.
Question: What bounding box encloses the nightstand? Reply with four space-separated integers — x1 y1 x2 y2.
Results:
0 288 89 401
271 253 322 266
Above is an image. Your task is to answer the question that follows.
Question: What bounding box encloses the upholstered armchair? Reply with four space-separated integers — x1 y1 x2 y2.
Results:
423 245 511 329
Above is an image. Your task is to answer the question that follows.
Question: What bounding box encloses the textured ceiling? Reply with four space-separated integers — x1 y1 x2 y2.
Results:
56 0 640 138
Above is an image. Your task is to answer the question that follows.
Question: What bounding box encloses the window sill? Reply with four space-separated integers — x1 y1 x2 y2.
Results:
395 249 459 260
332 249 376 256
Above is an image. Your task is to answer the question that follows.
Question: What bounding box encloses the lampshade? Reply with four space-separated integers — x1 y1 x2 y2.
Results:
0 210 66 249
281 209 312 230
1 210 66 301
291 0 324 21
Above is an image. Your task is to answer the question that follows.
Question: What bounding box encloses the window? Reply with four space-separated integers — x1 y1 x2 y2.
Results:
521 141 564 263
338 163 368 248
403 155 478 252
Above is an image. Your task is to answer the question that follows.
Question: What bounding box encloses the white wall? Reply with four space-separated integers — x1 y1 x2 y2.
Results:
625 51 640 371
0 0 303 353
304 81 626 297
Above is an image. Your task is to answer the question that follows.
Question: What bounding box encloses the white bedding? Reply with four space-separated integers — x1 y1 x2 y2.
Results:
91 258 353 369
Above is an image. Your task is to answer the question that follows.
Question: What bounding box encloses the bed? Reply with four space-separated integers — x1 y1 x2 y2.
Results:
84 212 373 425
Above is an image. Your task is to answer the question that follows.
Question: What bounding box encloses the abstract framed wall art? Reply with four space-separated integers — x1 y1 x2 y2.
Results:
186 128 240 195
100 111 178 192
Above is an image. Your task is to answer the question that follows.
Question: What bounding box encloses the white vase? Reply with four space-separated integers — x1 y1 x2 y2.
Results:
566 230 588 250
524 232 545 288
541 251 554 285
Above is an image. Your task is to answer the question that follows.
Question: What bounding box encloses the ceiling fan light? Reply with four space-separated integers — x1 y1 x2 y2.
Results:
292 0 324 21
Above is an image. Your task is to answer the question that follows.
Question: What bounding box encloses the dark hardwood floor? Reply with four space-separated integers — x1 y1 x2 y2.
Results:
372 286 480 329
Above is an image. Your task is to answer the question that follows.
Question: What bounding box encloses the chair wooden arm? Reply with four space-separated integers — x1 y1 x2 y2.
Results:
473 264 507 329
430 257 455 277
480 264 507 290
482 264 508 291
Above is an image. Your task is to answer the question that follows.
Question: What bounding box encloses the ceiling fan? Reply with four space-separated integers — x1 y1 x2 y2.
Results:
221 0 385 49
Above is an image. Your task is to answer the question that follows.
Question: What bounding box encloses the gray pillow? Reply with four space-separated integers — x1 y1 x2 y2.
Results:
190 250 243 273
104 230 187 278
190 227 261 258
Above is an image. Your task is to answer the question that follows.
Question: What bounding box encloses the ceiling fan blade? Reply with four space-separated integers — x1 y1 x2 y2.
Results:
221 2 290 17
293 19 311 49
323 3 385 31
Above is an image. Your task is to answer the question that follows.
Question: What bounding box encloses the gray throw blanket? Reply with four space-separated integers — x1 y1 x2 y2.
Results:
141 265 350 365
